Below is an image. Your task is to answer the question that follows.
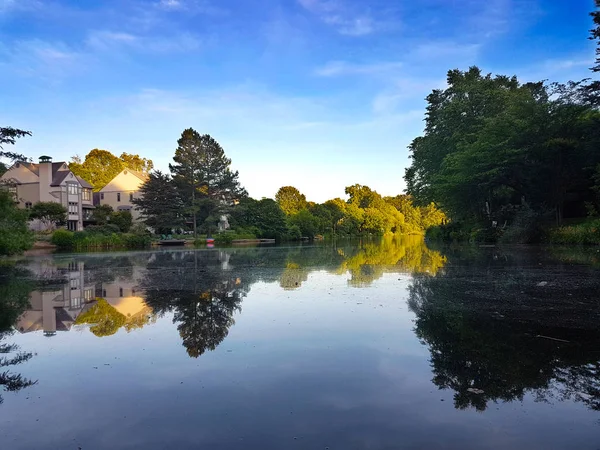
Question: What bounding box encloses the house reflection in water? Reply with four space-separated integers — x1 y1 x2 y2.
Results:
17 259 152 336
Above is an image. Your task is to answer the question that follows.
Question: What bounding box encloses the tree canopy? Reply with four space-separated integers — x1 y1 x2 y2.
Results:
132 171 184 234
29 202 67 229
276 186 307 215
69 149 154 191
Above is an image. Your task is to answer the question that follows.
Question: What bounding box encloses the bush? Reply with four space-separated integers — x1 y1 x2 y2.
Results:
110 211 133 233
547 220 600 245
85 224 121 235
0 190 34 255
498 206 545 244
287 224 302 241
51 229 75 248
425 223 470 242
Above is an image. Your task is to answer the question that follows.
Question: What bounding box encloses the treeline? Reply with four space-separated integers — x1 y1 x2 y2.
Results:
133 128 445 240
405 3 600 244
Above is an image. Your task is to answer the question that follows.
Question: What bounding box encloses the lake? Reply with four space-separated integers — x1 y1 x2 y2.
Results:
1 237 599 449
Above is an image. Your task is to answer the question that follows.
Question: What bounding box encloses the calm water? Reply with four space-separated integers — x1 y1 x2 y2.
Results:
1 237 600 449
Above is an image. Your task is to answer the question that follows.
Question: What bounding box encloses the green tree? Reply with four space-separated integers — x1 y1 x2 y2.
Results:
91 204 114 225
29 202 67 229
289 209 319 238
0 127 30 176
132 171 184 234
169 129 246 237
110 210 133 233
230 198 288 240
275 186 307 215
119 153 154 173
69 149 155 191
69 149 125 191
0 190 33 255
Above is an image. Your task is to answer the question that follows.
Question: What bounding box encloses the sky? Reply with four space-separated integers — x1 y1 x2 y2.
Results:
0 0 597 202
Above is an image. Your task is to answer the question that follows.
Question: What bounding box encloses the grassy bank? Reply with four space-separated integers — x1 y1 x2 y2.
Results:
426 219 600 246
51 229 152 251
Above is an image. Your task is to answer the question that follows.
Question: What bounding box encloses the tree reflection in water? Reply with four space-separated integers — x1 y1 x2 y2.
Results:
0 264 37 404
408 248 600 412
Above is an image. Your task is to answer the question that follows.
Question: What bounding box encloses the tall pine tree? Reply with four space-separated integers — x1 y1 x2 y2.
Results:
132 171 183 234
169 128 246 237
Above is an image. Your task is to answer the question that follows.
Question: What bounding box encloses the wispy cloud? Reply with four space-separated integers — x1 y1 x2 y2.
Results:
0 0 43 14
154 0 227 15
315 60 403 77
297 0 390 36
0 39 83 82
86 30 203 53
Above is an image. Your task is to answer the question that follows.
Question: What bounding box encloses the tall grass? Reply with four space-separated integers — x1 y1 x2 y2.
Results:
547 220 600 245
51 229 152 251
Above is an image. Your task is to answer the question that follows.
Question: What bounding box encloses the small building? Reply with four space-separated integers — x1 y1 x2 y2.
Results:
0 156 94 231
97 169 148 221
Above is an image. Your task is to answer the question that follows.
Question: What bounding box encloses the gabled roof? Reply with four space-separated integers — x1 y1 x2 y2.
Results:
125 169 149 182
13 160 93 187
76 176 93 189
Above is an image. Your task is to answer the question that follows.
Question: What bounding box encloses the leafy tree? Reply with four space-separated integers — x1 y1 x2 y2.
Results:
275 186 307 215
74 299 127 337
119 153 153 173
0 190 33 255
110 210 133 233
29 202 67 229
132 171 184 234
289 209 319 238
591 0 600 73
0 127 31 176
69 149 125 191
230 198 288 240
91 204 114 225
69 149 155 191
169 129 246 237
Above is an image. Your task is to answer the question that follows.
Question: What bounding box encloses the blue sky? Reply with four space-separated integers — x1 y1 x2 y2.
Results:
0 0 597 201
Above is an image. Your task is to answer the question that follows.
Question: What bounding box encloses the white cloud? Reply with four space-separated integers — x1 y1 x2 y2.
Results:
297 0 390 36
86 30 203 53
315 60 403 77
0 0 43 14
154 0 226 15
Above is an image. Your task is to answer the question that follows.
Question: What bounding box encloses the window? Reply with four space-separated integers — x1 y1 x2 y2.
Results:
84 288 94 301
82 189 91 201
119 287 123 297
68 202 78 214
25 202 32 209
70 297 81 309
129 193 134 202
8 185 17 200
100 193 104 200
117 193 121 202
70 278 79 290
68 184 78 195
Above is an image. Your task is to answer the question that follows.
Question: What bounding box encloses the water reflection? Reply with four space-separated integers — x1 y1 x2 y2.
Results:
408 247 600 412
0 264 37 404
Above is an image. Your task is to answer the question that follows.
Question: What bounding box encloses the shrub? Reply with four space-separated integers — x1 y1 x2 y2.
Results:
287 224 302 241
85 224 121 235
498 206 545 244
547 220 600 245
110 211 133 233
51 229 75 249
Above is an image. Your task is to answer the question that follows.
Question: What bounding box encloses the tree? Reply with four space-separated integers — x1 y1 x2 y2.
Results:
119 153 153 173
275 186 307 215
289 209 319 238
110 210 133 233
69 149 125 192
0 190 33 256
230 198 289 240
69 149 155 191
591 0 600 73
29 202 67 229
169 129 246 237
132 171 184 234
91 204 114 225
0 127 31 176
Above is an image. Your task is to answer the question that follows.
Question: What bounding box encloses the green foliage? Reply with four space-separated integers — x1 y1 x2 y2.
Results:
405 66 600 237
132 170 184 234
275 186 307 216
289 209 319 238
547 220 600 245
69 149 154 191
29 202 67 228
169 128 247 237
74 299 126 337
229 197 288 240
51 229 75 248
91 204 113 225
51 228 151 250
497 206 546 244
110 210 133 233
0 126 30 166
287 224 302 241
85 224 121 234
0 190 33 255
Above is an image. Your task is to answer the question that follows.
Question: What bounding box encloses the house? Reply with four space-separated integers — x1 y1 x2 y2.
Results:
0 156 94 231
97 169 148 221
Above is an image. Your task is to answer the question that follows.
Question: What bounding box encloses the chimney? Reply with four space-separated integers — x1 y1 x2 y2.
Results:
38 155 53 202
